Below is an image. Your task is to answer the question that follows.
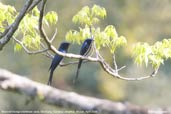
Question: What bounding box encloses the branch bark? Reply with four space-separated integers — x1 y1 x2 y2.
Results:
0 68 151 114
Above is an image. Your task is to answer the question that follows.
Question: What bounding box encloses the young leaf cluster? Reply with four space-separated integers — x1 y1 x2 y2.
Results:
133 39 171 68
66 5 127 53
0 2 17 32
66 26 91 45
13 7 58 51
72 5 106 26
0 2 58 51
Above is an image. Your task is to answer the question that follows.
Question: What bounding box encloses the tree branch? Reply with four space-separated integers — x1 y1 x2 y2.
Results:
27 0 42 12
39 0 50 47
0 0 159 82
0 68 152 114
50 28 58 43
59 60 89 67
37 0 159 81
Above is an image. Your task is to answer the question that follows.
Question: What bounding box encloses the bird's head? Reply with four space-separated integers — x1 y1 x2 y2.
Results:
85 38 93 45
60 42 70 50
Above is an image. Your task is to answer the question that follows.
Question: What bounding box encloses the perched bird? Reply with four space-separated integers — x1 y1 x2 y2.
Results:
74 38 93 83
48 42 70 86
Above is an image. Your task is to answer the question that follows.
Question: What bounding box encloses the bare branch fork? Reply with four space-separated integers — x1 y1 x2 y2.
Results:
1 0 159 81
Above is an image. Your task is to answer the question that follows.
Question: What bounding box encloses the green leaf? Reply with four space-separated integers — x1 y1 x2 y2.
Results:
72 6 90 25
33 35 41 49
72 5 106 26
116 36 127 47
133 43 152 67
66 30 73 42
0 2 17 28
79 26 91 39
45 11 58 25
149 55 164 68
134 55 144 66
105 25 118 39
32 6 40 16
14 43 22 52
92 5 106 18
119 36 127 44
92 17 99 24
94 28 109 50
65 30 82 44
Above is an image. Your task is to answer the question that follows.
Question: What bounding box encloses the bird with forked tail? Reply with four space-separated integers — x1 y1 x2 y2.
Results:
48 42 70 86
73 38 93 83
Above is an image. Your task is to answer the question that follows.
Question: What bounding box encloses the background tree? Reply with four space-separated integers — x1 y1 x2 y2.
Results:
0 0 171 113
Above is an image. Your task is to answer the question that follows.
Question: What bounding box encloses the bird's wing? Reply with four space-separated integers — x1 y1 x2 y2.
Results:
49 54 63 71
80 42 91 55
81 41 93 56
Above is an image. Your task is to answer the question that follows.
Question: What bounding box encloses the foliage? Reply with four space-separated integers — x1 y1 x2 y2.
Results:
72 5 106 26
14 7 58 51
1 2 171 70
66 4 171 70
133 39 171 68
0 2 16 32
0 2 58 51
66 5 127 53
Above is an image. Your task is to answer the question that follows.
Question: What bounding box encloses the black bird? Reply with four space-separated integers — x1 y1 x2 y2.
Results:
48 42 70 86
74 38 93 83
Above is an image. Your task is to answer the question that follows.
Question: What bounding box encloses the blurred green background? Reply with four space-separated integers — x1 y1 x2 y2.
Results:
0 0 171 111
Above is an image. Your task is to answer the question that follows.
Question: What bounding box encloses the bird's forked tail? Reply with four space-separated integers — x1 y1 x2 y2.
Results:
47 70 54 86
73 59 82 84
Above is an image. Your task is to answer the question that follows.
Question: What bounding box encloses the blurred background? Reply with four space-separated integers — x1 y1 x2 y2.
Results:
0 0 171 111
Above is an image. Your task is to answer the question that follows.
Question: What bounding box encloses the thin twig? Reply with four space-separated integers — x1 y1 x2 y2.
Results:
27 0 42 12
42 53 53 59
113 54 118 71
50 28 57 43
118 66 126 71
93 42 99 58
39 0 50 47
60 60 89 67
40 42 54 58
13 37 48 54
